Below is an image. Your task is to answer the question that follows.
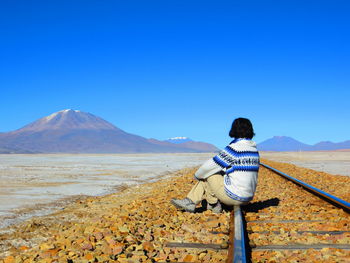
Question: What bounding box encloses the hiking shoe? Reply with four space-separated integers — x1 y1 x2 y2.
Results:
171 198 196 212
207 201 222 213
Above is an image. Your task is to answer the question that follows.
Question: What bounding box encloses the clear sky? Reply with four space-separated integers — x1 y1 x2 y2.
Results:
1 0 349 148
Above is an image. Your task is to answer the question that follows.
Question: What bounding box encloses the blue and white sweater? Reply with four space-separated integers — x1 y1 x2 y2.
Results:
194 138 260 202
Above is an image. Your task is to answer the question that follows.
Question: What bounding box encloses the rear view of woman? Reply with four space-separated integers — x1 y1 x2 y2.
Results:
171 118 259 213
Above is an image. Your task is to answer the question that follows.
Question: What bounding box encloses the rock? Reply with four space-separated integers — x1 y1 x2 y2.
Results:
104 235 116 245
118 226 130 234
81 242 93 251
181 254 196 262
19 246 29 251
110 244 123 255
84 253 94 260
4 256 15 263
39 243 55 250
94 232 104 240
142 241 154 252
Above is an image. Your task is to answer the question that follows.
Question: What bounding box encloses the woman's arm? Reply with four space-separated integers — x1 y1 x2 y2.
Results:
194 158 223 180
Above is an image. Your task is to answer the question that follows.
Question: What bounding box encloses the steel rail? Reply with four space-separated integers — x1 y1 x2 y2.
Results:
233 205 247 263
227 206 247 263
260 163 350 212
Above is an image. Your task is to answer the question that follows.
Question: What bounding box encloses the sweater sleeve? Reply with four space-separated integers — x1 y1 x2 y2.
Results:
194 158 223 180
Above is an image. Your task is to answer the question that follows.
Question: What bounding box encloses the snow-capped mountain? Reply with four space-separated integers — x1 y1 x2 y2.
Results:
165 137 193 144
163 137 218 152
0 110 218 153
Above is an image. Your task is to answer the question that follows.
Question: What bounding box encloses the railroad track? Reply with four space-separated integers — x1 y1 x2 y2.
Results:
232 162 350 262
166 162 350 262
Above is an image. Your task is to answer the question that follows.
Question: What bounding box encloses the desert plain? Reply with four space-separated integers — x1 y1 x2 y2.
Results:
260 151 350 177
0 153 214 229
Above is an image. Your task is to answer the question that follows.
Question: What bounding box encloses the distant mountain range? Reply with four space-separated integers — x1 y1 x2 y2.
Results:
0 109 219 154
258 136 350 151
2 110 347 153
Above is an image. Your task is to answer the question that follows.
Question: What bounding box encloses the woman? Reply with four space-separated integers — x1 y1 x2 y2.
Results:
171 118 260 213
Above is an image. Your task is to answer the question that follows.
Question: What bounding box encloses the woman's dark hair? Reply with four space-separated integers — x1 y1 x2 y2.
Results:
229 118 255 139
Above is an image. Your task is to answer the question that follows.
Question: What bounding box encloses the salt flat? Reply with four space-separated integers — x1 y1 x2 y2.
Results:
0 153 214 228
260 151 350 177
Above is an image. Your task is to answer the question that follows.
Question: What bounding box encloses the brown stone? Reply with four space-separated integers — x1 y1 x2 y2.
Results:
104 235 116 245
84 253 94 260
81 242 93 251
94 231 104 240
4 256 15 263
39 243 55 250
19 246 29 251
110 244 123 255
142 241 154 252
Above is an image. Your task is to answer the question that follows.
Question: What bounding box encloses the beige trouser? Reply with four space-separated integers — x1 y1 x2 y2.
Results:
186 173 248 206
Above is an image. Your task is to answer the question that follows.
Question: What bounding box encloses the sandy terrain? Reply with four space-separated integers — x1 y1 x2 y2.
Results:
260 151 350 177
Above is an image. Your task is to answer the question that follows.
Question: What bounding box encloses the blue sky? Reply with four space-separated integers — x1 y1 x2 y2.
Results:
1 0 349 148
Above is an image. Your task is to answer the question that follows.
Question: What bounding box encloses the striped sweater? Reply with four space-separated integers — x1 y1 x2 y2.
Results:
195 138 260 202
